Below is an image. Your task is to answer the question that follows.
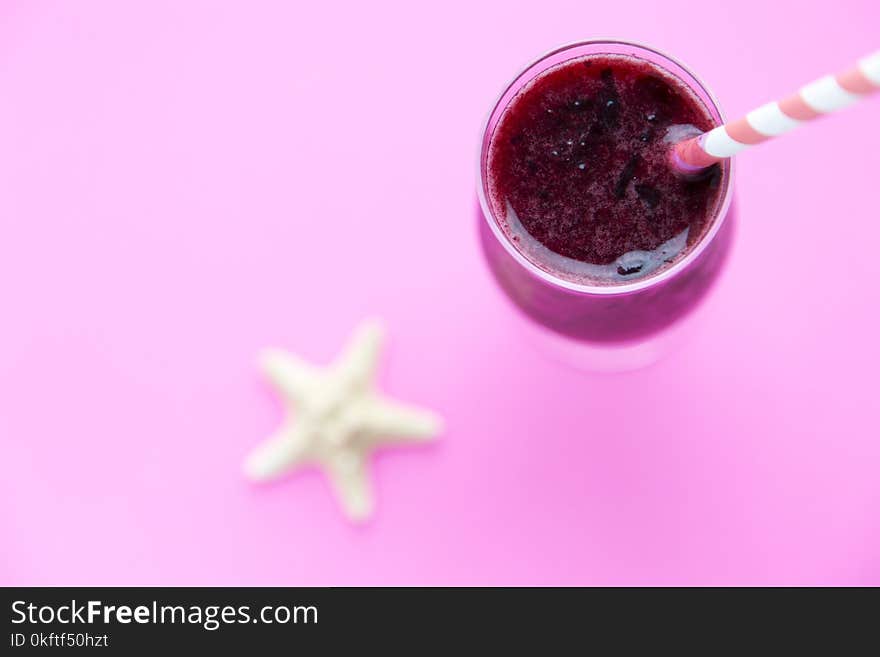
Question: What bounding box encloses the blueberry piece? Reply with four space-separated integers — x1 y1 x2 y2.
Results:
617 264 643 276
596 69 621 129
570 97 590 112
635 184 661 208
614 155 639 198
598 98 619 128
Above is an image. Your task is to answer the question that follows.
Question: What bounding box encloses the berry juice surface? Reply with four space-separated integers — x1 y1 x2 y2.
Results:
487 54 725 284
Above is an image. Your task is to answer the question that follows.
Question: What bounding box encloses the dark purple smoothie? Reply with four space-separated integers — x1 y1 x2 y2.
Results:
487 54 724 284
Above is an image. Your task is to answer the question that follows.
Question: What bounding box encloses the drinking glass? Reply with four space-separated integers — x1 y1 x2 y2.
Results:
476 40 736 370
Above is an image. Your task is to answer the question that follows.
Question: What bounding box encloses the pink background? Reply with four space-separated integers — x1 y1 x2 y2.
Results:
2 1 878 586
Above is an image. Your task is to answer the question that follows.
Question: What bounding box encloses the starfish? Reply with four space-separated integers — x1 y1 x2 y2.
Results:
244 319 442 521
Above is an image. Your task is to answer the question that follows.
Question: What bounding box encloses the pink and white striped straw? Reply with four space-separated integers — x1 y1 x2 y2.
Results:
671 50 880 174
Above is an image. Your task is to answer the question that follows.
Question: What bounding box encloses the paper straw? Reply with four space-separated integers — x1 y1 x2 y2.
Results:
671 50 880 174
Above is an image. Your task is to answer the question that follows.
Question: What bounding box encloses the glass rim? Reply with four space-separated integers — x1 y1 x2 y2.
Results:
476 38 736 297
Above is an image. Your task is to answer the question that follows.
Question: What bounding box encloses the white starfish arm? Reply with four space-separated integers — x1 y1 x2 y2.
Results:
324 450 373 521
243 424 312 482
259 349 318 400
359 397 442 443
332 319 384 389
